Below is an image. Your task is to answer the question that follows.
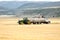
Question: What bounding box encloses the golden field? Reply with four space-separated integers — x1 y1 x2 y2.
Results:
0 17 60 40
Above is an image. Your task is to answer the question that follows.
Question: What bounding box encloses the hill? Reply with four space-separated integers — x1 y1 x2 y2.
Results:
0 1 60 17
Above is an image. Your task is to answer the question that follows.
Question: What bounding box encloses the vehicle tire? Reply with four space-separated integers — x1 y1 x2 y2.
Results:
23 20 31 24
18 21 23 24
48 21 50 23
27 20 31 24
33 22 36 24
44 22 49 24
37 22 40 24
18 21 20 24
18 20 23 25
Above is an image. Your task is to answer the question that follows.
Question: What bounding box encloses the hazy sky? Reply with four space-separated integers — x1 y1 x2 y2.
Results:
0 0 60 2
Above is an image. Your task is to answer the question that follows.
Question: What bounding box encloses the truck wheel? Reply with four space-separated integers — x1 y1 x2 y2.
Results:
44 21 50 24
44 22 49 24
33 22 36 24
37 22 39 24
48 21 50 23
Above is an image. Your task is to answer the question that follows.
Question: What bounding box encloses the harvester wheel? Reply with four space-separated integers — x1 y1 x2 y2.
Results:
18 20 23 24
27 20 31 24
23 20 31 24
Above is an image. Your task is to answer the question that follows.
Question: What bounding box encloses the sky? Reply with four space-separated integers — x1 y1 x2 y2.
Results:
0 0 60 2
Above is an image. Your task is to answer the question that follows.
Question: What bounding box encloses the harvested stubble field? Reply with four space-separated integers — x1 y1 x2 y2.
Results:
0 17 60 40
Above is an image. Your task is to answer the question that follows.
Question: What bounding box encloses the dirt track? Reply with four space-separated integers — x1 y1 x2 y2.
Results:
0 18 60 40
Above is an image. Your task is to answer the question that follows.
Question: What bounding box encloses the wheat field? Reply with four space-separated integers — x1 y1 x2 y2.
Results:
0 17 60 40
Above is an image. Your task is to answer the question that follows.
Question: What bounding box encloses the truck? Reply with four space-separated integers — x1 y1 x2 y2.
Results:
18 17 50 24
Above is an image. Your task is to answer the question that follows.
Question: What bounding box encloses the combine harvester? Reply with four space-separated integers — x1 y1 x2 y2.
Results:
18 14 50 24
